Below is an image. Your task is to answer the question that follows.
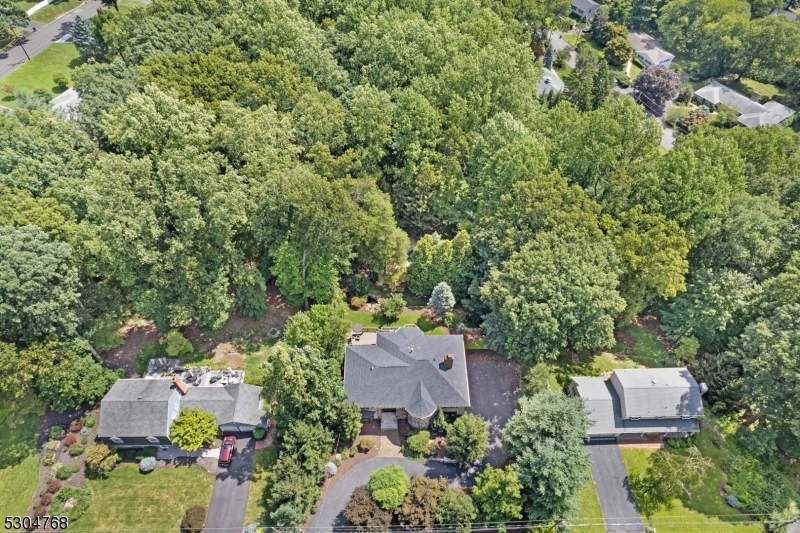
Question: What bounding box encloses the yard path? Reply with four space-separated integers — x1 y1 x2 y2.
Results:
308 458 469 532
586 441 644 532
204 434 254 533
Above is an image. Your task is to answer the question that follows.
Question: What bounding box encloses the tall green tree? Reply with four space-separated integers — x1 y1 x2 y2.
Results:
408 232 474 298
471 465 523 527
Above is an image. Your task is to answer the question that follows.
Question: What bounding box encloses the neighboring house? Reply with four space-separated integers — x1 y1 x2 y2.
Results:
694 81 797 127
344 325 470 429
538 68 565 96
628 30 674 67
770 8 800 21
570 368 706 438
571 0 599 21
98 372 268 448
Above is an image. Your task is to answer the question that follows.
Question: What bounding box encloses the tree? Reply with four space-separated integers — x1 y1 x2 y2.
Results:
379 293 405 321
72 59 139 140
471 465 523 527
503 391 593 520
0 225 79 343
590 5 611 42
85 443 118 477
481 232 626 363
233 266 268 318
631 447 713 516
543 44 554 70
428 282 456 320
267 455 321 517
407 231 473 298
631 65 681 108
682 107 710 129
435 489 477 533
170 407 217 451
100 0 118 11
344 486 392 532
34 348 121 412
446 413 489 464
367 464 409 511
521 363 551 396
71 16 99 60
604 36 633 67
283 300 351 363
0 0 28 36
566 45 613 111
270 504 303 533
395 475 447 528
280 420 333 479
599 23 628 46
180 506 206 533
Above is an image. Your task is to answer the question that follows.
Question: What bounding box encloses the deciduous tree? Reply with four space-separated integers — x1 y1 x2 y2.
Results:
446 413 489 464
632 65 681 107
170 407 218 451
472 465 523 526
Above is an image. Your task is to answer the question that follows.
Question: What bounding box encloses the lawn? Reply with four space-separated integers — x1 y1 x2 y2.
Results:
345 310 448 335
554 63 573 80
465 337 487 350
563 33 603 55
550 351 641 391
613 324 672 367
0 394 45 518
620 442 761 533
30 0 83 24
11 0 39 10
77 463 214 531
576 475 606 533
245 447 278 524
0 43 83 106
629 60 642 80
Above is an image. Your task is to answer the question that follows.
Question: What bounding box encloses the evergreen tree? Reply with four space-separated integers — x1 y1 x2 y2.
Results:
427 282 455 319
71 16 98 60
543 44 554 70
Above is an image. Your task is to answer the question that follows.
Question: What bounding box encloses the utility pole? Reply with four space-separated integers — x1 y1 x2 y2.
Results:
10 27 30 60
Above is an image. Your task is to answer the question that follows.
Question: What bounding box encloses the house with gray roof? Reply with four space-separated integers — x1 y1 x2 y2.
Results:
694 81 797 128
98 376 268 448
628 30 674 68
770 8 800 21
570 368 705 438
344 325 470 429
571 0 600 20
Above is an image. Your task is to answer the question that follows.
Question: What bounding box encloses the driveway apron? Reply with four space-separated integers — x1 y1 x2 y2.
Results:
203 434 255 533
586 441 644 532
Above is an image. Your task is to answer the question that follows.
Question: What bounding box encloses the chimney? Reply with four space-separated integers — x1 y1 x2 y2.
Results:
443 354 454 369
173 376 188 395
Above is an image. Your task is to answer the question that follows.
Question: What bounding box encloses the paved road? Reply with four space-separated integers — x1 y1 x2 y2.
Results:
586 441 644 532
309 457 470 532
204 435 254 533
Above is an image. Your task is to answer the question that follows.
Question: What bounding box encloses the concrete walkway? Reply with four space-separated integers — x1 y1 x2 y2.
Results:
586 441 644 532
204 435 254 533
309 457 470 532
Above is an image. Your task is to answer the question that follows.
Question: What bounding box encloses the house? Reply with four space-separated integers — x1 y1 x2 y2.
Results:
570 368 706 438
344 325 470 429
694 81 797 127
628 30 674 68
97 369 268 448
770 8 800 21
538 68 565 96
571 0 600 21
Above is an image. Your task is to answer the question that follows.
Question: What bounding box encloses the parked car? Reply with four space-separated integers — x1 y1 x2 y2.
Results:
219 435 236 466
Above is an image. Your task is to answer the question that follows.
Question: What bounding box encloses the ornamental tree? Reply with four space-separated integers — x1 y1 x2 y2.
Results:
435 489 477 533
379 293 405 321
604 36 633 67
471 465 523 526
632 65 681 107
170 407 217 451
344 486 392 531
367 464 409 511
427 282 455 319
446 413 489 464
395 475 447 528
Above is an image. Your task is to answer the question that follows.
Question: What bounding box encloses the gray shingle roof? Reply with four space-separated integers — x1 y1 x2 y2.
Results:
344 326 470 414
610 368 704 419
572 0 599 12
572 376 700 436
695 82 766 115
98 379 176 438
628 31 674 63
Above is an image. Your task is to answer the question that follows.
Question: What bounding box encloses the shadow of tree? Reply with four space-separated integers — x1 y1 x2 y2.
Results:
0 397 43 470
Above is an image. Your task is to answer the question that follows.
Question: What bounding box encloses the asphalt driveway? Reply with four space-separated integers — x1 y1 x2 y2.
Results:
466 353 520 467
203 434 255 533
586 441 644 532
309 457 468 532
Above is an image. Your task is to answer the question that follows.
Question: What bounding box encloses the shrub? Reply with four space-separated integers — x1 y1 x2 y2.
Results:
340 448 350 459
44 453 55 466
140 456 157 473
344 485 392 531
436 489 477 533
675 82 694 103
163 330 194 358
350 296 367 309
348 274 371 297
46 440 59 450
80 436 88 445
47 480 63 494
664 105 691 127
615 73 631 87
406 430 430 456
326 462 338 476
84 416 95 428
64 433 79 446
69 443 86 456
181 506 207 533
86 443 118 476
80 426 92 437
49 426 63 440
396 475 448 528
39 493 53 506
727 495 739 508
53 487 91 520
53 73 69 88
33 88 51 101
170 407 218 451
431 408 449 433
522 363 551 397
134 342 166 373
554 49 570 68
70 419 84 432
252 427 266 440
367 464 409 511
53 463 77 480
2 83 16 95
359 437 374 452
334 457 342 467
443 312 457 328
447 413 489 464
379 293 405 320
350 445 358 456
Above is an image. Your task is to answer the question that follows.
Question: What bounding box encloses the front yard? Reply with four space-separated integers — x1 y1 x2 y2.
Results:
0 43 83 105
76 463 214 531
576 475 606 533
0 395 45 517
245 447 278 524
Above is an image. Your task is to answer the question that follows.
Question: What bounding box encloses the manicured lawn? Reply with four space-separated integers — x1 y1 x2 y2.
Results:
12 0 39 10
0 43 83 106
620 443 761 533
554 63 573 80
613 324 671 367
117 0 147 15
551 351 641 391
629 61 642 79
563 33 603 55
77 463 214 530
576 475 606 533
245 447 278 524
0 395 45 518
465 337 487 350
31 0 83 24
345 310 448 335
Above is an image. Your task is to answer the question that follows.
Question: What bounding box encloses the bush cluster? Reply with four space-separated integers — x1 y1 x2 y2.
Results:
405 430 430 456
348 274 371 298
181 506 207 533
64 433 79 446
359 437 373 452
69 443 86 456
252 428 266 440
49 426 63 440
84 416 95 428
139 456 157 473
80 426 93 437
53 487 91 520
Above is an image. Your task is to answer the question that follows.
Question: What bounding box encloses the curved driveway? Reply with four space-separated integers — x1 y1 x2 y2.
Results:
309 458 470 532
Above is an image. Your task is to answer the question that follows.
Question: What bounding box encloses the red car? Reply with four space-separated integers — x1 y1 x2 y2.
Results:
219 435 236 466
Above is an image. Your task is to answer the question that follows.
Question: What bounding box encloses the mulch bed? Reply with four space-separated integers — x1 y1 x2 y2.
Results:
614 327 638 347
465 349 511 363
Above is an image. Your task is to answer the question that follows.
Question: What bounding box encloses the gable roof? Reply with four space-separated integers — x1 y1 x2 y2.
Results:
694 82 765 115
98 379 176 438
610 368 704 419
572 0 599 11
344 326 470 415
628 31 674 63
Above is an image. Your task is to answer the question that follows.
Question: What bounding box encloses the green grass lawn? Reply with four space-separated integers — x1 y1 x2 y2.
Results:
117 0 147 15
563 33 604 55
0 43 83 106
245 447 278 524
554 63 573 80
550 351 641 391
620 442 761 533
465 337 487 350
0 394 45 518
345 310 448 335
629 61 642 80
576 475 606 533
30 0 84 24
613 324 672 367
76 463 214 531
12 0 40 10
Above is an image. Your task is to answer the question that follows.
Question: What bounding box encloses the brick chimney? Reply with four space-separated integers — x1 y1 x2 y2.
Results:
173 376 188 395
443 354 454 369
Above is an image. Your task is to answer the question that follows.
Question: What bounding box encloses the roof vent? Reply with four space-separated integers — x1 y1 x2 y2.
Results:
137 395 143 400
409 348 413 352
652 379 657 385
370 366 374 371
443 353 454 369
172 375 188 395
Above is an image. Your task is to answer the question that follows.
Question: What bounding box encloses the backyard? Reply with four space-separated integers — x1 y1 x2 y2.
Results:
345 309 448 335
0 43 82 105
0 394 45 518
76 463 214 531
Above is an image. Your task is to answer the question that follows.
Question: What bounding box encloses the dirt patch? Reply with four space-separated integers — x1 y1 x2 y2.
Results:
614 327 637 347
633 315 674 352
104 319 160 377
210 342 246 369
465 349 509 363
